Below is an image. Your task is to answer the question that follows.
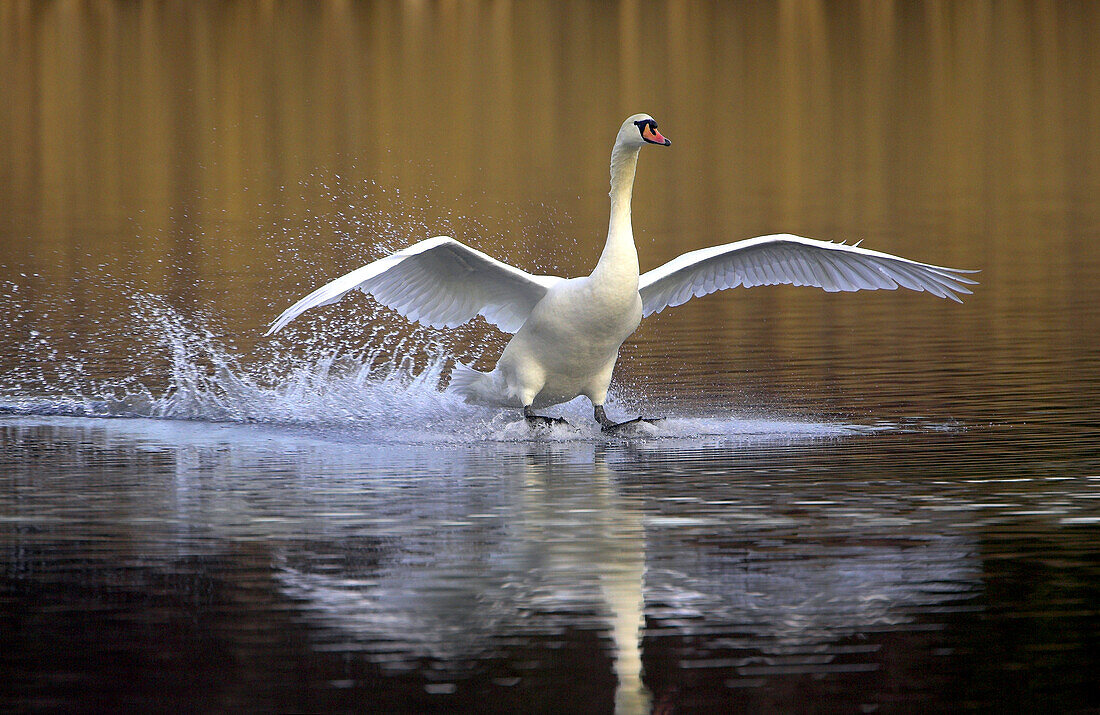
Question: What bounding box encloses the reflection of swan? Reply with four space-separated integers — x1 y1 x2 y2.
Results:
267 114 977 429
274 444 652 713
23 418 979 710
269 444 982 711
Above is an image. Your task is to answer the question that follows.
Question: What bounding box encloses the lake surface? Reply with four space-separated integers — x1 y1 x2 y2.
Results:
2 1 1099 712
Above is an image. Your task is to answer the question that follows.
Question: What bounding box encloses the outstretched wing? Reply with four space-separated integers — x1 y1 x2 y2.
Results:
266 236 561 335
639 233 978 317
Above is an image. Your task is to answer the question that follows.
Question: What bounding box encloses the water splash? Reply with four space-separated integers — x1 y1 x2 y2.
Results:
0 286 879 444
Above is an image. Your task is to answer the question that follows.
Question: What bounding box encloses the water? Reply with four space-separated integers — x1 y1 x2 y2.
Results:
3 2 1100 712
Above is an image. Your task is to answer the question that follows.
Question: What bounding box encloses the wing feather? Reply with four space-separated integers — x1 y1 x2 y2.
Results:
838 252 892 289
267 236 561 335
639 234 978 317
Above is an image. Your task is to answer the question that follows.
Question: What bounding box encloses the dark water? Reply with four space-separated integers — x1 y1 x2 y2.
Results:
3 2 1100 712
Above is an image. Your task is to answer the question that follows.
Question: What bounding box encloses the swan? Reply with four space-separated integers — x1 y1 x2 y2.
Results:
267 114 977 431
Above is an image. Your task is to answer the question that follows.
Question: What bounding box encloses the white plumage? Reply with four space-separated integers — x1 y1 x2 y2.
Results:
268 114 977 430
639 234 974 316
266 236 560 336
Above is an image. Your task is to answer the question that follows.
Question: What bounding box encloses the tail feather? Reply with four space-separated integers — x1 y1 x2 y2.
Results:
448 361 490 402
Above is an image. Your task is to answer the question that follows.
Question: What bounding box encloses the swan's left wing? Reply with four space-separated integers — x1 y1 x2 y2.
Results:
639 233 978 317
266 236 561 335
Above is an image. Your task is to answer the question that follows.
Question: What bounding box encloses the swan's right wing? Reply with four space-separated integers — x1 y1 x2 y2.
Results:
266 236 560 335
639 233 978 316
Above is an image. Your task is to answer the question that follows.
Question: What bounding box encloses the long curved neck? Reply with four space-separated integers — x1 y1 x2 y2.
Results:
593 142 641 282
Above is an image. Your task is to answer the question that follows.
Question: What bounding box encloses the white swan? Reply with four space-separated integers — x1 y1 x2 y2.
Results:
267 114 977 430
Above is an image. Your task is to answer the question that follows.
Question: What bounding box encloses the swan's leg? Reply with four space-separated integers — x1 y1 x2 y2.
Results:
509 367 565 427
587 359 656 433
594 405 618 428
524 405 568 427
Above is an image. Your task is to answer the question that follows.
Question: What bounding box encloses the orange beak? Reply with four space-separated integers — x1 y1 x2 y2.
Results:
642 124 671 146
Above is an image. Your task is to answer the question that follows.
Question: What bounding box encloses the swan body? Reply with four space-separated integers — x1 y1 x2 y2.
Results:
268 114 977 428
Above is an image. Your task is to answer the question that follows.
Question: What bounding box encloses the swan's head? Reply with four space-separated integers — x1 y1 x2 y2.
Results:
617 113 671 148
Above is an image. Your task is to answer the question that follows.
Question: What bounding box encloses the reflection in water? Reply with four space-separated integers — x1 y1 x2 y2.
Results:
269 441 985 712
275 447 654 713
3 417 1045 711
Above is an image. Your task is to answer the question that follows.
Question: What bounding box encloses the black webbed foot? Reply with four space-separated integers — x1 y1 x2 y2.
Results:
594 405 662 434
600 416 662 434
524 405 570 429
525 414 570 427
